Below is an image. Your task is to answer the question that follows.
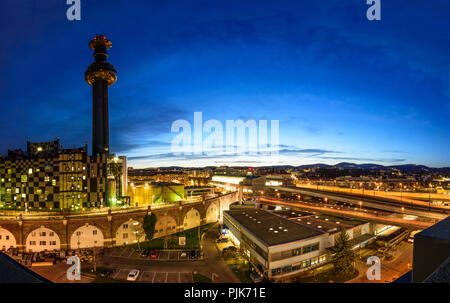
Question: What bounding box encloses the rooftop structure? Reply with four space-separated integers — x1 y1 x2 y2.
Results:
224 209 323 246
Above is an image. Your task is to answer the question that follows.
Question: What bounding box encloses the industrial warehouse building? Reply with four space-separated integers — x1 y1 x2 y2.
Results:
127 182 185 206
223 209 374 280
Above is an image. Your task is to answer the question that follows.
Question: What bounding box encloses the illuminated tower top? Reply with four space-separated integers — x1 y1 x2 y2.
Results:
85 35 117 156
85 35 117 86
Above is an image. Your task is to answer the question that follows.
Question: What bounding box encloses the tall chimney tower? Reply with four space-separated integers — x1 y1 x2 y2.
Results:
85 35 117 155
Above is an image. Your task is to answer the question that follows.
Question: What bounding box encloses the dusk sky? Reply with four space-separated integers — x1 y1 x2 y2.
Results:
0 0 448 168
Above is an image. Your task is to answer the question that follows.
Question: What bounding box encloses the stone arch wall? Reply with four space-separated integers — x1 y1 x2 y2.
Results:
114 217 144 246
25 226 61 252
0 192 239 251
205 202 219 223
182 208 201 230
154 214 178 238
70 223 105 249
0 226 17 250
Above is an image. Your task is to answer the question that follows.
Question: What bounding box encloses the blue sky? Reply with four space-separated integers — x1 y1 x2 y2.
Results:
0 0 448 167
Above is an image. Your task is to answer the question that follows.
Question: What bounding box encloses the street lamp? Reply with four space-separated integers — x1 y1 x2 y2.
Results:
360 182 365 202
399 183 403 204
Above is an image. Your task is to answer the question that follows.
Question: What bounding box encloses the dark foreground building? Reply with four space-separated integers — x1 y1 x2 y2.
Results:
0 252 50 283
412 216 450 282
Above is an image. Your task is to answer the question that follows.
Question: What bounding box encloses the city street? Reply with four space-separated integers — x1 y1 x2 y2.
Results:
350 241 413 283
97 223 240 283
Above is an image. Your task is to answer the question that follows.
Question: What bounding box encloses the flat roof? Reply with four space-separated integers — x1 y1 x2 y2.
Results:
273 210 367 234
224 209 324 246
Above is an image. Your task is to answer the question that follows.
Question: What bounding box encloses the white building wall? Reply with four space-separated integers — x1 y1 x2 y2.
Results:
154 215 177 238
70 224 104 249
183 209 201 230
115 219 144 246
205 203 219 223
0 227 16 250
26 227 61 252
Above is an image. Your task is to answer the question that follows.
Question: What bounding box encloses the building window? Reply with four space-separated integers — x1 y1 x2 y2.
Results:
39 241 46 246
271 268 281 276
302 259 311 268
303 243 319 254
123 233 128 239
21 175 27 183
49 232 54 237
292 248 302 256
93 230 97 235
123 224 128 229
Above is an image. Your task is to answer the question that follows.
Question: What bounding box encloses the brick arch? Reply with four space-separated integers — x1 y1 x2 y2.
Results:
154 214 178 238
112 215 145 238
182 208 202 230
24 225 62 252
205 202 219 223
114 217 145 246
0 226 17 250
22 223 65 244
69 223 105 249
0 223 21 249
181 204 207 221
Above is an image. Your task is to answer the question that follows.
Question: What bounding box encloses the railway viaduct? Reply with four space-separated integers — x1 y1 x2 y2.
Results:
0 192 238 252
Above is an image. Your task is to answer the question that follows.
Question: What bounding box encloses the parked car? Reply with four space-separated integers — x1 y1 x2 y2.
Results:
98 268 113 277
407 230 420 243
180 251 187 258
189 250 197 259
141 249 149 257
216 238 229 243
250 271 263 283
377 247 388 254
222 246 237 254
150 250 159 259
127 269 140 281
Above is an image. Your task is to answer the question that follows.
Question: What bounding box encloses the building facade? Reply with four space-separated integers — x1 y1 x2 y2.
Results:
0 139 126 211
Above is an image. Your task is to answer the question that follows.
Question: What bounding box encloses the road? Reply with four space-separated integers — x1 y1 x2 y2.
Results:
259 196 435 229
276 186 449 215
350 241 413 283
98 223 240 283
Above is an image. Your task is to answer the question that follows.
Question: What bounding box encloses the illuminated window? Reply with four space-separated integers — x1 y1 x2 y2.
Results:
28 168 33 174
21 175 27 183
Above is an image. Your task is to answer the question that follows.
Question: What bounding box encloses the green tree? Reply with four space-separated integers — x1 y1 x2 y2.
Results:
331 227 356 277
143 212 157 241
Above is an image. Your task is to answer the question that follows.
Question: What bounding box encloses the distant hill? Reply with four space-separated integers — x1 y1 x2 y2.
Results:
134 163 450 173
297 162 450 173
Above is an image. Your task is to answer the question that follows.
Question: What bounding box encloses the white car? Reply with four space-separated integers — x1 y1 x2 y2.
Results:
127 269 140 281
180 251 187 258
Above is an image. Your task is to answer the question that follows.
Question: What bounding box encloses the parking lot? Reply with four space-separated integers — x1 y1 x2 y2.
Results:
103 246 199 261
109 268 193 283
